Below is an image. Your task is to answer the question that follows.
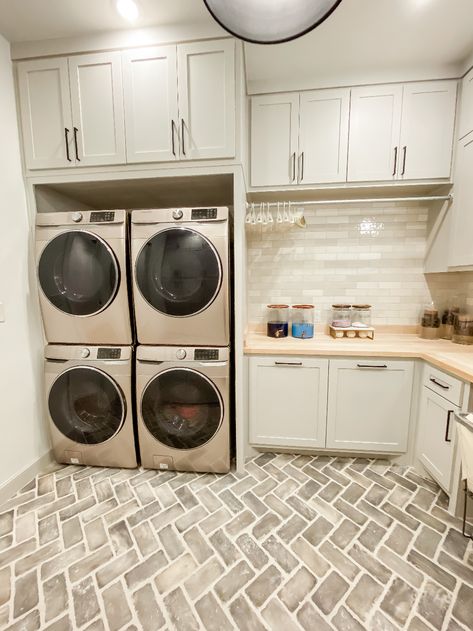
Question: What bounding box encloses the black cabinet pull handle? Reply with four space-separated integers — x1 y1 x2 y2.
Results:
401 146 407 175
171 120 177 157
445 410 453 443
291 152 296 182
430 377 450 390
275 361 303 367
181 119 186 156
356 364 388 369
393 146 398 176
73 127 80 161
300 152 305 182
64 128 71 162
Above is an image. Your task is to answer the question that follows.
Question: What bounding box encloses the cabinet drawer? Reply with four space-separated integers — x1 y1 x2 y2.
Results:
423 365 463 406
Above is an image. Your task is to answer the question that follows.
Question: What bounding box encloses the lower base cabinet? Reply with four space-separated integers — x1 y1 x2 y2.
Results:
416 386 457 493
249 356 329 449
249 356 414 455
326 359 414 453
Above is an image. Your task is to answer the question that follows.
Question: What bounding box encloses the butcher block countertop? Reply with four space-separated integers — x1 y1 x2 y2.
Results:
244 329 473 383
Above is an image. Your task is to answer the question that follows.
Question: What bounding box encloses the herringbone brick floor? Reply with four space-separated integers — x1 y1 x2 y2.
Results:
0 454 472 631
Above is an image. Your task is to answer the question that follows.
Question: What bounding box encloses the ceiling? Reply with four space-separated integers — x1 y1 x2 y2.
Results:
1 0 472 93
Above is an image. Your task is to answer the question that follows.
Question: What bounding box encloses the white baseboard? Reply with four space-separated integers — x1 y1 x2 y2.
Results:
0 450 53 507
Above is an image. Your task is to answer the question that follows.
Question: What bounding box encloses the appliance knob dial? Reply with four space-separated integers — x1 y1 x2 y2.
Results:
176 349 187 360
71 212 83 223
81 348 90 358
173 209 184 221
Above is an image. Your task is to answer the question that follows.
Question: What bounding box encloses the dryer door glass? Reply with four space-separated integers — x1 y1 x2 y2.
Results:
49 367 125 444
38 231 120 316
141 368 223 449
136 228 222 317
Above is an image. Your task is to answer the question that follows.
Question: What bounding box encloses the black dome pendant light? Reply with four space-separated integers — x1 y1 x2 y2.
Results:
203 0 343 45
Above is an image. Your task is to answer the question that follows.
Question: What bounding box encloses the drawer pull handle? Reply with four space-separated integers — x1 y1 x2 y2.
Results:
356 364 387 369
275 361 303 367
430 377 450 390
445 410 453 443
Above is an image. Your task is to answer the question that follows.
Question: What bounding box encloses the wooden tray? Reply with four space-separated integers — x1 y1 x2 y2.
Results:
329 326 375 340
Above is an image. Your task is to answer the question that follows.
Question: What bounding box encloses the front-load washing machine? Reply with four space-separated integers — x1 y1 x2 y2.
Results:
136 345 230 473
45 344 137 468
131 207 229 346
36 210 132 344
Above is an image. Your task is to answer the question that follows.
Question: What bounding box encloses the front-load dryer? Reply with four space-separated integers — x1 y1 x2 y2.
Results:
131 207 229 346
45 344 137 468
36 210 132 344
136 345 230 473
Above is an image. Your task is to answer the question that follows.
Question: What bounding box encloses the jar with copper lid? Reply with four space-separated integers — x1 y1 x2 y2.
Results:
453 312 473 345
291 305 314 339
331 304 352 328
266 304 289 338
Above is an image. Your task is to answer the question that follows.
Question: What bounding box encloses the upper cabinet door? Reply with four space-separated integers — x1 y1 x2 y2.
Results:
449 132 473 268
348 84 403 182
251 93 299 187
69 52 126 166
299 88 349 184
458 68 473 140
399 81 457 180
177 40 235 160
18 58 74 170
122 46 179 164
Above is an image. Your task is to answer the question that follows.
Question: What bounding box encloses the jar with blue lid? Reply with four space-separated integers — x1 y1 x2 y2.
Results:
291 305 315 339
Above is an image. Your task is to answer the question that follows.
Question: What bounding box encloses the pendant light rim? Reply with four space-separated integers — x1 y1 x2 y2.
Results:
203 0 343 45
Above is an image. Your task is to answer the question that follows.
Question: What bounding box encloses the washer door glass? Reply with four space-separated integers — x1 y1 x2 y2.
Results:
38 231 120 316
49 367 125 445
141 368 223 449
136 228 222 317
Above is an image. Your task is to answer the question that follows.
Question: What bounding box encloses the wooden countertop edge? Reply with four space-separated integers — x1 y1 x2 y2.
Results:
244 335 473 383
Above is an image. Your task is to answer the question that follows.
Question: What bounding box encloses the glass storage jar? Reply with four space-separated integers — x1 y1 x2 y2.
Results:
266 304 289 338
291 305 314 339
440 296 463 340
351 305 372 329
331 304 352 328
420 303 440 340
453 312 473 345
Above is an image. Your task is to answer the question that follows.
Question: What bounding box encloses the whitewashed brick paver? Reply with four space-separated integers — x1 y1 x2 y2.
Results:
0 454 472 629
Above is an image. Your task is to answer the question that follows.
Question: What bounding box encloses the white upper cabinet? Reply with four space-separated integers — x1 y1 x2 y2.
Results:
69 52 126 166
249 357 329 449
326 359 414 453
18 58 74 169
449 131 473 268
299 88 350 184
177 40 235 160
122 46 179 163
399 81 457 180
347 84 403 182
458 67 473 140
251 93 299 187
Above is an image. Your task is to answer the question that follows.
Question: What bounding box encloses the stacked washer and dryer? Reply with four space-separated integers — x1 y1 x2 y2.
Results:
36 207 231 473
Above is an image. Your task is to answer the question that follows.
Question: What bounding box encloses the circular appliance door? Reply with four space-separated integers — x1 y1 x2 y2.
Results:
135 228 222 317
38 231 120 316
49 367 126 445
141 368 223 450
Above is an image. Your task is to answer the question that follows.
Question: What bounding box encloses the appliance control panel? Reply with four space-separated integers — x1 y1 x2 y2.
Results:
90 211 116 223
194 349 219 361
191 208 218 220
97 348 122 360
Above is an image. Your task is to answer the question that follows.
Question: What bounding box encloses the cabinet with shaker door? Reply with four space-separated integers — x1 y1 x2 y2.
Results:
18 52 126 169
122 39 235 163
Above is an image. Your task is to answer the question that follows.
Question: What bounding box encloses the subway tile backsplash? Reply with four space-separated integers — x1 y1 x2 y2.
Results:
247 202 433 326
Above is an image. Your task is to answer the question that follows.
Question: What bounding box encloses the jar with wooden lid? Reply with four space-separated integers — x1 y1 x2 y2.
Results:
453 313 473 345
331 304 352 328
291 305 314 339
267 304 289 338
420 303 440 340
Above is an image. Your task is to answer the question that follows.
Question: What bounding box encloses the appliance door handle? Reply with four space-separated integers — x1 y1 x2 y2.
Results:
73 127 80 161
300 152 305 182
429 377 450 390
275 361 303 367
171 120 177 157
181 119 186 156
393 146 398 176
401 146 407 175
357 364 388 369
64 128 72 162
291 152 296 182
445 410 453 443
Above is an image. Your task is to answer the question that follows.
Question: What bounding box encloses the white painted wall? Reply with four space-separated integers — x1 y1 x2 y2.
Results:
0 33 50 495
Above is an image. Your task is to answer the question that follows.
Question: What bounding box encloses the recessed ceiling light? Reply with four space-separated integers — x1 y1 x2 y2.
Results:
203 0 342 45
116 0 139 23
